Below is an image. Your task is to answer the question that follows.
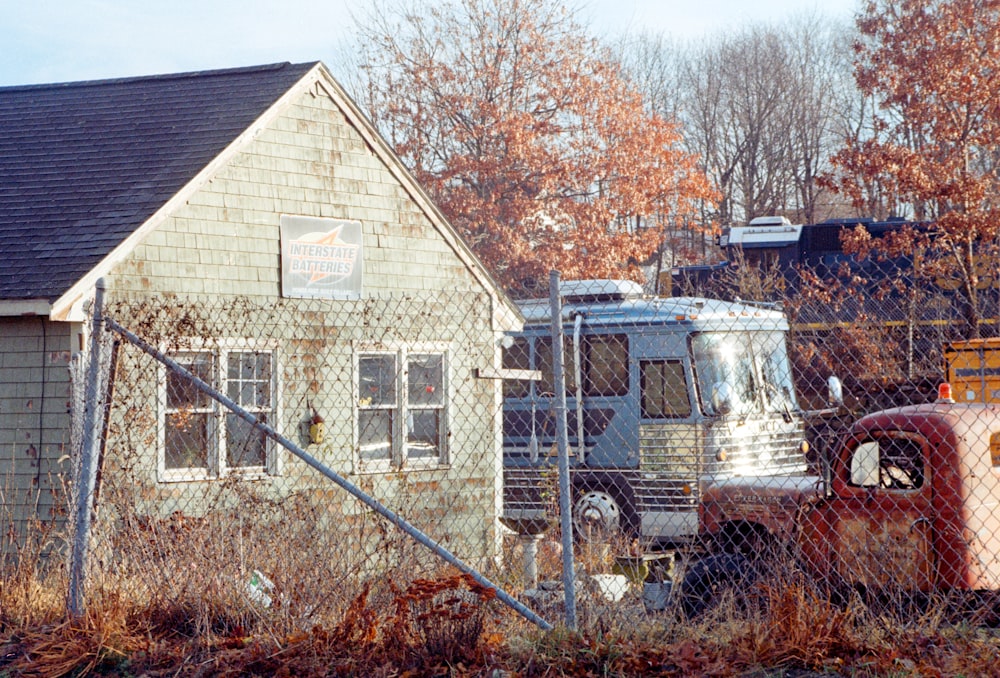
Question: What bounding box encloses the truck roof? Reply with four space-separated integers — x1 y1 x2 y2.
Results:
726 222 803 249
852 400 1000 425
849 402 1000 455
516 291 789 332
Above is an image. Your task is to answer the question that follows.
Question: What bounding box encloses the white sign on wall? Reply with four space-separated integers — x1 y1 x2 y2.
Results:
279 215 363 299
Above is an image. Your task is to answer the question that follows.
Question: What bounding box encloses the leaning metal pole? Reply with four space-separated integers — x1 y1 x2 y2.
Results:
549 270 577 629
103 315 553 631
68 278 107 617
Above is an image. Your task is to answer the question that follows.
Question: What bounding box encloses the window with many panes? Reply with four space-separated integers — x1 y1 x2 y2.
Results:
357 349 447 470
160 346 278 482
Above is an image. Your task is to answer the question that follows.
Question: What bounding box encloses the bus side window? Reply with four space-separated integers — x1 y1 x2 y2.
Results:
584 334 629 397
640 359 691 419
502 337 531 398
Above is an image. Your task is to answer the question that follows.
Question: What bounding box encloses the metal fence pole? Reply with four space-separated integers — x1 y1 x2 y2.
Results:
68 278 106 617
549 270 577 629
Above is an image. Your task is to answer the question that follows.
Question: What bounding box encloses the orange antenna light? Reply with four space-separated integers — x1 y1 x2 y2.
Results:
937 383 955 403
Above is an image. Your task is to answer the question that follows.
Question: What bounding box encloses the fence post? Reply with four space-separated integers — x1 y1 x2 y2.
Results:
549 270 577 629
67 278 106 617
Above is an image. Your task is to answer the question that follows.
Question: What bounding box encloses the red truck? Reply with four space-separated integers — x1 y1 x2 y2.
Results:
681 388 1000 612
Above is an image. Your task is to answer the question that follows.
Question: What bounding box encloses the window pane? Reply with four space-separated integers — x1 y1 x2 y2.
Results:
850 441 879 487
360 355 396 406
407 410 439 459
408 354 443 406
227 414 267 467
641 360 691 418
228 351 271 381
502 338 531 398
167 353 214 409
880 437 924 489
692 332 758 416
359 409 392 461
753 332 799 413
584 334 628 396
227 352 271 409
165 412 210 469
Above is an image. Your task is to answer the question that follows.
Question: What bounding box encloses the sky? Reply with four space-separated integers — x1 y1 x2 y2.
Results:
0 0 860 88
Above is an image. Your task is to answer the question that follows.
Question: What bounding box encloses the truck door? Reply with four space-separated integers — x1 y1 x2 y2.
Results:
830 432 935 590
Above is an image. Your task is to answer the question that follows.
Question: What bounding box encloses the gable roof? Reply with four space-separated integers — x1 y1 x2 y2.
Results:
0 61 519 329
0 62 316 305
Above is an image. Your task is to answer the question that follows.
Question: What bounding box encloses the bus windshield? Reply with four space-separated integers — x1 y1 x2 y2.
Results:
692 331 797 416
754 331 799 414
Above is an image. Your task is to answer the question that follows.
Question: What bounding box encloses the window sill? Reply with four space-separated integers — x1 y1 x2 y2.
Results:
356 461 451 475
157 468 275 483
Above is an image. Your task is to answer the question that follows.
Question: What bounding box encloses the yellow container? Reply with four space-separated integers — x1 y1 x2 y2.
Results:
944 338 1000 403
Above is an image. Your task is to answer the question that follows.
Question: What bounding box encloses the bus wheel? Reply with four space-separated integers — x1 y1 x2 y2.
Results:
572 489 624 543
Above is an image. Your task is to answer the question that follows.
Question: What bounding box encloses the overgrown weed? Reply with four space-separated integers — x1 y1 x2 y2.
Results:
4 485 1000 674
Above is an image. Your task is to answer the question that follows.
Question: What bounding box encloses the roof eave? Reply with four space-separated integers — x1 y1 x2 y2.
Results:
0 299 52 318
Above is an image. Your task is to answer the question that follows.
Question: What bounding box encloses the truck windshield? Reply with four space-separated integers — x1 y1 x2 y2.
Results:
692 331 797 416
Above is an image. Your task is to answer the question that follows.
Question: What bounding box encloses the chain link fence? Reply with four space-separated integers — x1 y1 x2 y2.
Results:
70 282 553 636
62 266 1000 639
498 270 1000 624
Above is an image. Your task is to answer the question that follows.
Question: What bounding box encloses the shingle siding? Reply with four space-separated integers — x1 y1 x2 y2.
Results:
96 75 508 561
0 320 72 531
108 90 482 301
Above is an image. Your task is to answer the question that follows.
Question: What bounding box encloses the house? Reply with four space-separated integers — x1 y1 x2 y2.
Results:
0 62 521 564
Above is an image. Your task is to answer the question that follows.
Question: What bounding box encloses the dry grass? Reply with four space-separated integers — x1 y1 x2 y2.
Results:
509 574 1000 677
3 508 1000 675
0 568 507 676
4 557 1000 676
708 575 863 675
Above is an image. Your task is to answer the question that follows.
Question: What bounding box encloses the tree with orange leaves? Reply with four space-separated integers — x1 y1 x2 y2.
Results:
352 0 714 294
828 0 1000 337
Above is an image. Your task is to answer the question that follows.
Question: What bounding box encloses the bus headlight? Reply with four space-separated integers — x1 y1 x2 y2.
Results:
716 449 728 462
799 440 810 455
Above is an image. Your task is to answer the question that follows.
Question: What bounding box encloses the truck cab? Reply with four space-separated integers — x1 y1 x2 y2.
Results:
797 398 1000 591
697 393 1000 594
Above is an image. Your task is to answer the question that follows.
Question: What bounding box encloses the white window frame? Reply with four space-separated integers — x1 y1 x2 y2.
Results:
158 339 281 482
354 344 449 472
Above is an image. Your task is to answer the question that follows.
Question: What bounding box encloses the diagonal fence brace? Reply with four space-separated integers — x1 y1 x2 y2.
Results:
103 315 553 631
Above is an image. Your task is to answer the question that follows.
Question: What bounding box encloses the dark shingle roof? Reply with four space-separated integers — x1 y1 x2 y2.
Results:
0 61 317 302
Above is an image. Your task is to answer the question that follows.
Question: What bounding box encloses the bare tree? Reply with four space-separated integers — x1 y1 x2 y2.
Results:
617 14 859 259
786 15 858 224
614 32 720 278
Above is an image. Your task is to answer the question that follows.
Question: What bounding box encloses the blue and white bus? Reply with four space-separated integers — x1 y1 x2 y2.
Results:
501 279 814 544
